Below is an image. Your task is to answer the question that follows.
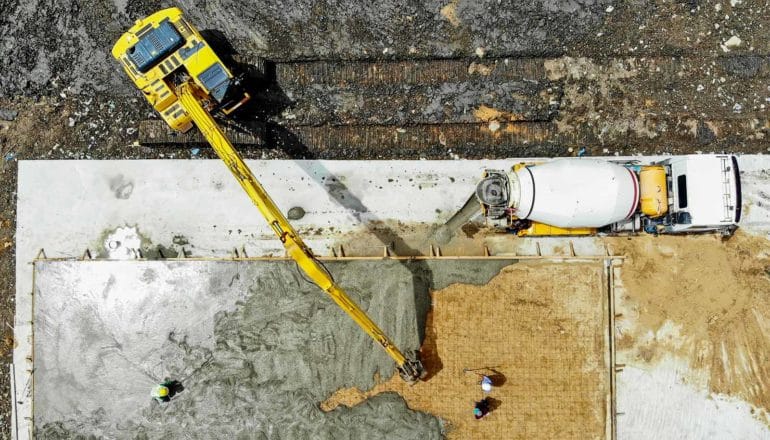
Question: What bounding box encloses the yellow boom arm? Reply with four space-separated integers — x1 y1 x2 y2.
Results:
178 82 425 382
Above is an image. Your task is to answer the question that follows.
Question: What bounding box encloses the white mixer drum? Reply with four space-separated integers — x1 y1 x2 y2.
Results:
515 159 639 228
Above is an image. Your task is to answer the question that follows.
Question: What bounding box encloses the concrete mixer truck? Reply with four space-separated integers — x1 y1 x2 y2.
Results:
474 154 741 237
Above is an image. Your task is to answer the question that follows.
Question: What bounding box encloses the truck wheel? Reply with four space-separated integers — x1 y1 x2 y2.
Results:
720 227 735 238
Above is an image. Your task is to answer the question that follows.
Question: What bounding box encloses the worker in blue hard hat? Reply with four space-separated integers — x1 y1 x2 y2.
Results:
474 397 491 419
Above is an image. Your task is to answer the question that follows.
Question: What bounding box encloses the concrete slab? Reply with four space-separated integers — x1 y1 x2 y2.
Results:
32 259 512 438
13 159 505 439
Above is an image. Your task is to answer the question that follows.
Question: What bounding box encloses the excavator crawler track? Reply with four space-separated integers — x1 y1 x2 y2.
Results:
139 119 266 146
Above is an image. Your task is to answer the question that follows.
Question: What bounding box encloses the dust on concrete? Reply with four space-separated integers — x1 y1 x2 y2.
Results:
108 174 134 199
607 232 770 419
322 261 610 439
34 259 510 439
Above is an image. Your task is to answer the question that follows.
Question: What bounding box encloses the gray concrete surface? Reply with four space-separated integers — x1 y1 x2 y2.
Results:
33 259 511 439
15 159 615 440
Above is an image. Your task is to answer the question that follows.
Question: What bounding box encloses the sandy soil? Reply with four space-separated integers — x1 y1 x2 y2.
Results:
322 261 610 439
607 232 770 420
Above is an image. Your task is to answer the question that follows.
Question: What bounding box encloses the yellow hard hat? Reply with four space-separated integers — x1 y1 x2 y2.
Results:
157 385 169 397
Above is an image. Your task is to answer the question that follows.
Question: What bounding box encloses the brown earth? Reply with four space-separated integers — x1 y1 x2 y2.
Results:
322 262 610 439
606 232 770 416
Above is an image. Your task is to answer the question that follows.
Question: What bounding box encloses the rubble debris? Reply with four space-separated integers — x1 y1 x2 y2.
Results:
0 109 17 121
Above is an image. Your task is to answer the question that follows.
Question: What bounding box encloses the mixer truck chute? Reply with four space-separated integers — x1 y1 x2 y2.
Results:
476 154 741 236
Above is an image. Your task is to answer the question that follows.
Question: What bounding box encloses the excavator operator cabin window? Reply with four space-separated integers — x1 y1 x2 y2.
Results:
677 175 688 208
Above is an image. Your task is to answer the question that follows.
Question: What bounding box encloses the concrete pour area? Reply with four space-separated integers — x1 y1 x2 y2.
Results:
33 259 512 438
320 260 613 439
15 158 770 439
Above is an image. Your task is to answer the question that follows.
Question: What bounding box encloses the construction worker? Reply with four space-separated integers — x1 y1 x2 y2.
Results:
151 383 170 403
481 375 493 393
151 379 181 403
474 397 491 420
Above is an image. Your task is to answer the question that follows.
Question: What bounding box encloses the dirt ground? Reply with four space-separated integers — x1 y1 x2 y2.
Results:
606 232 770 420
2 0 770 436
321 262 610 439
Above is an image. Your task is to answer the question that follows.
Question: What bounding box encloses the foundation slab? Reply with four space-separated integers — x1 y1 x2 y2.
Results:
32 259 515 438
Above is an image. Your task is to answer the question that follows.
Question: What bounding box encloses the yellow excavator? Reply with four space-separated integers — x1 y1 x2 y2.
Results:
112 8 426 383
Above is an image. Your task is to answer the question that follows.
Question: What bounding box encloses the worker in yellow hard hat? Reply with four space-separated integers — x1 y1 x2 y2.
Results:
151 384 170 403
151 379 182 403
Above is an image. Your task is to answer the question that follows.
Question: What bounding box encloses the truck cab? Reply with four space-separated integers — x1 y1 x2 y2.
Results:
660 155 741 235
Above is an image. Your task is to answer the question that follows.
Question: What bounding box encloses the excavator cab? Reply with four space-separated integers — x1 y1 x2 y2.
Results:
111 7 250 132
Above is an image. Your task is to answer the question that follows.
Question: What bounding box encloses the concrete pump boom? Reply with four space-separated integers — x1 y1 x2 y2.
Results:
111 7 425 383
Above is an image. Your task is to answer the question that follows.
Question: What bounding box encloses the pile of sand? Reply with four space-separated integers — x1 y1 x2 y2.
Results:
607 232 770 414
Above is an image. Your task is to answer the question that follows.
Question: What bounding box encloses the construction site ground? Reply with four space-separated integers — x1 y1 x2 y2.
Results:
14 159 770 438
321 261 610 440
33 259 610 439
318 232 770 439
3 0 770 438
609 233 770 437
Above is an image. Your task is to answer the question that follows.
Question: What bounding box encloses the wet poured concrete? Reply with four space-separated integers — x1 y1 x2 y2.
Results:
33 259 512 438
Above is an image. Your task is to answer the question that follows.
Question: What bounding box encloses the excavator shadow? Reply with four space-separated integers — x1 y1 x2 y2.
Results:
203 29 440 378
201 29 315 158
293 159 437 354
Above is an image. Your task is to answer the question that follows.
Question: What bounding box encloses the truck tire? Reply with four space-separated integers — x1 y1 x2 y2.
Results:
720 226 735 238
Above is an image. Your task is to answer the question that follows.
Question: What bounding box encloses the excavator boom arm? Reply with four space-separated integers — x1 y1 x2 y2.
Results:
177 82 424 382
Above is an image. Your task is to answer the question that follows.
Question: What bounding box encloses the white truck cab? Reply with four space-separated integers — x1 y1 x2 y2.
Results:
660 155 741 235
